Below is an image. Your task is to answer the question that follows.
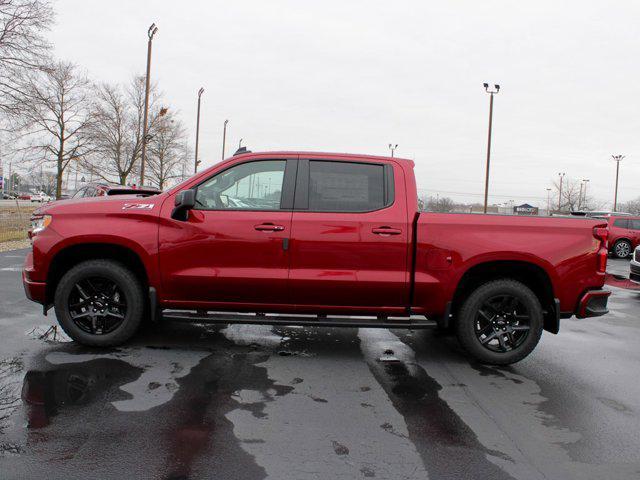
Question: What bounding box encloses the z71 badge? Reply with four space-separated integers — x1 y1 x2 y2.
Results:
122 203 154 210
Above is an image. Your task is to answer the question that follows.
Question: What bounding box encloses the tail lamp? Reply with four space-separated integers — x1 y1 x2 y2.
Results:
593 226 609 273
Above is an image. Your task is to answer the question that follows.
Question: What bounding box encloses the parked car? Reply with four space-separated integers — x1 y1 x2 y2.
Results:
605 215 640 258
23 151 610 365
30 192 53 203
2 192 17 200
72 183 160 199
630 247 640 284
18 193 32 200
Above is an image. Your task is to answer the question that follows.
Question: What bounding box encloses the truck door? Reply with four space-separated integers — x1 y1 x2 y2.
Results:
158 159 296 306
288 159 409 310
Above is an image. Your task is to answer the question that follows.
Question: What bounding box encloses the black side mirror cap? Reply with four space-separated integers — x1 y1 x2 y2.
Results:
171 189 196 221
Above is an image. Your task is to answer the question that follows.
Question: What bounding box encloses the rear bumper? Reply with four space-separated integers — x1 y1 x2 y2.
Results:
630 261 640 284
576 289 611 319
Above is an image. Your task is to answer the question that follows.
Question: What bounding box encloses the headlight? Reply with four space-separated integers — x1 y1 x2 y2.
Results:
30 214 52 235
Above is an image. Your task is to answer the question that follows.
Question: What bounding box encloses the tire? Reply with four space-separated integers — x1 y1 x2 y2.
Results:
54 260 145 347
613 239 632 259
455 279 544 365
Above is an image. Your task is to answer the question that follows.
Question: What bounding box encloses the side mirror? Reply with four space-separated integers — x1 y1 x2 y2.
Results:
171 189 196 221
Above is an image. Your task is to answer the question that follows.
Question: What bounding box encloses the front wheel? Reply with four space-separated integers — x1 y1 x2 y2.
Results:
54 260 145 347
455 279 544 365
613 239 632 259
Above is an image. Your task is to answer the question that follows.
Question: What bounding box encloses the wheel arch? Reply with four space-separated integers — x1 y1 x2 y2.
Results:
450 260 558 334
46 243 149 307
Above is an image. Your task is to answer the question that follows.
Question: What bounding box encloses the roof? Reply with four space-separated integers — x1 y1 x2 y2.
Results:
228 150 415 167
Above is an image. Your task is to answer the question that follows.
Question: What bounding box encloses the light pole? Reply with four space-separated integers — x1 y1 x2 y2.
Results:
582 179 589 209
388 144 397 157
546 188 552 215
578 181 584 210
222 119 229 160
557 172 565 211
612 155 624 211
140 22 158 186
194 87 204 174
482 83 500 214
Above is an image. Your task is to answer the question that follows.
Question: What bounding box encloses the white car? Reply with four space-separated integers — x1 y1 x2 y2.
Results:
630 247 640 284
30 192 53 203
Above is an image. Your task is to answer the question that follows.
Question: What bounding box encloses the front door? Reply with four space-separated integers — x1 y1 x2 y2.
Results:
159 159 296 306
288 159 409 310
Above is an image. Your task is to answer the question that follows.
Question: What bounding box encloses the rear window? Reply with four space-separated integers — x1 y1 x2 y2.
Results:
630 219 640 230
308 161 387 212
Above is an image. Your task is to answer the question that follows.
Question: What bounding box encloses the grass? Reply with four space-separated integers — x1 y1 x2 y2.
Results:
0 205 35 243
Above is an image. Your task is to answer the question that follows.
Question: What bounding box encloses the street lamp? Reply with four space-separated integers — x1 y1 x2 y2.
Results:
546 188 552 215
222 119 229 160
482 83 500 214
612 155 625 211
194 87 204 174
139 22 158 186
557 172 565 211
582 179 589 209
388 144 398 157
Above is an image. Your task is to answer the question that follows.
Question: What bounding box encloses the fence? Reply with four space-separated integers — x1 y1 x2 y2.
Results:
0 201 35 243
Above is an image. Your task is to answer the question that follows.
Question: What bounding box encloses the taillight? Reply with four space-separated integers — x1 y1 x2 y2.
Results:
593 226 609 273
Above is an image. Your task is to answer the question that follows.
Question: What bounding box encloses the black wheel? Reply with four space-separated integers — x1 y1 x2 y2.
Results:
455 280 543 365
613 239 632 259
54 260 145 346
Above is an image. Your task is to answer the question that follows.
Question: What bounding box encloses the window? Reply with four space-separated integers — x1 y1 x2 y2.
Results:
614 218 629 228
630 219 640 230
307 161 388 212
196 160 286 210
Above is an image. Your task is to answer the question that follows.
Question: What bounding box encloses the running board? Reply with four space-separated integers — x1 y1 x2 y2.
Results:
161 311 437 329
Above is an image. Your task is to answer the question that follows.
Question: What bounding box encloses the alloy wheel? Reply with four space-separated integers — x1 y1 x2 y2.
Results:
67 277 127 335
474 294 531 352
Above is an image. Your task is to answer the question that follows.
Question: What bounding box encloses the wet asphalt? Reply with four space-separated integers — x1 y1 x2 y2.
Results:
0 250 639 480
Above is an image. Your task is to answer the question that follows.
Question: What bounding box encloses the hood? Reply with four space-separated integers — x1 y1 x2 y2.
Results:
35 193 167 216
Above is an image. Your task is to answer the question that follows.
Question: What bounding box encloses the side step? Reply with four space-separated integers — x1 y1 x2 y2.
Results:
161 310 437 329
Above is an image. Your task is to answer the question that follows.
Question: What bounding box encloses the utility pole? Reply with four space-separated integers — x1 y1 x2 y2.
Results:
546 188 552 215
582 179 589 209
140 23 158 186
388 144 397 157
482 83 500 214
612 155 624 211
194 87 204 173
578 182 584 210
222 119 229 160
557 172 565 211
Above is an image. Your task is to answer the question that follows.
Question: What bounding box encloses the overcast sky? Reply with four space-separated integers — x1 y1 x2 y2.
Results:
49 0 640 207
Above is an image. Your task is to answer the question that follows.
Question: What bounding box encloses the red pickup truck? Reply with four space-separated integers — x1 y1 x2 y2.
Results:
23 151 610 364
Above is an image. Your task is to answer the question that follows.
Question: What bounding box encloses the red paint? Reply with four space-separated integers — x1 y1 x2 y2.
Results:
606 214 640 251
24 151 609 323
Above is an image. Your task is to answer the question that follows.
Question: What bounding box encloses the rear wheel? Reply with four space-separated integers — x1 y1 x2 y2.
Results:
455 279 544 365
54 260 145 347
613 239 632 259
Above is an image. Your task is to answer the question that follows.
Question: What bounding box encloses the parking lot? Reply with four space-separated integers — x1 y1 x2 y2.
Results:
0 249 639 480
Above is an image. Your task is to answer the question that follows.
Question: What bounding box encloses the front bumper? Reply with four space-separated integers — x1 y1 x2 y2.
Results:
22 251 46 305
576 289 611 319
630 260 640 284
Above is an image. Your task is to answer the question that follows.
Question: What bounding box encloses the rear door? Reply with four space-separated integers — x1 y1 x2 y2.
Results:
288 159 409 310
158 158 297 306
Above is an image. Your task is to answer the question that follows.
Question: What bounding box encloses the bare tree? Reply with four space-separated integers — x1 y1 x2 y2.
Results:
84 76 164 185
0 0 53 114
619 198 640 215
146 111 188 189
26 165 55 194
12 61 94 198
424 195 456 213
551 176 600 213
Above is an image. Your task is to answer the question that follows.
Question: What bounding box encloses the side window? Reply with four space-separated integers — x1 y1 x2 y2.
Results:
307 161 389 212
614 218 629 228
629 219 640 230
196 160 286 210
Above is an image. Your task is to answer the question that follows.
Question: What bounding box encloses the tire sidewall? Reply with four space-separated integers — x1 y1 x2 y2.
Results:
455 280 544 365
54 260 144 346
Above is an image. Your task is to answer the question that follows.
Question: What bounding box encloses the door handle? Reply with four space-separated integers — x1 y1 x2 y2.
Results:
254 223 285 232
372 227 402 236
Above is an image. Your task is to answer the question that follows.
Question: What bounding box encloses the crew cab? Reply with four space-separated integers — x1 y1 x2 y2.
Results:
23 151 611 364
